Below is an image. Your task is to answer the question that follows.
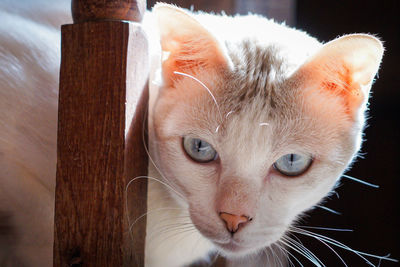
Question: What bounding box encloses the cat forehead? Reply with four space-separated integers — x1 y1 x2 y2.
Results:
170 64 350 149
222 40 290 113
166 40 310 134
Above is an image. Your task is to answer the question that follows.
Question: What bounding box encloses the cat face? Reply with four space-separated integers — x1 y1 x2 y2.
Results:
150 4 383 257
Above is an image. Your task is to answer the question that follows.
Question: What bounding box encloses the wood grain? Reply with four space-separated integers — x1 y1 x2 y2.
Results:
72 0 146 23
54 20 149 267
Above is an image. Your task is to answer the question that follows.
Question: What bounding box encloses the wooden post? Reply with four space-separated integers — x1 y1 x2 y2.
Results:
54 0 149 266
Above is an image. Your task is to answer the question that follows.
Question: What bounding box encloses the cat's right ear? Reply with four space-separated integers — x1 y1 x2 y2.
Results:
154 4 232 86
293 34 383 119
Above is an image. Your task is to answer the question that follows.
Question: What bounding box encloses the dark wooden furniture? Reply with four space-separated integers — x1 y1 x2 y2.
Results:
54 1 149 266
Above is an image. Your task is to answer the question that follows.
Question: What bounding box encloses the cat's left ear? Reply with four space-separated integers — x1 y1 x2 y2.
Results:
295 34 383 117
154 4 232 86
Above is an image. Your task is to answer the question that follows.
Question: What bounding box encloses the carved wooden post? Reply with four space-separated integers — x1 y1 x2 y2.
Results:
54 0 149 266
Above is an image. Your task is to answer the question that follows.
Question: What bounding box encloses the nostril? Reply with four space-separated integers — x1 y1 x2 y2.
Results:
219 212 251 234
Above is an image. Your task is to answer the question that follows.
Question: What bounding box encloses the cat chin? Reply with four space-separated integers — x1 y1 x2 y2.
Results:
215 242 261 257
207 230 283 258
214 239 275 258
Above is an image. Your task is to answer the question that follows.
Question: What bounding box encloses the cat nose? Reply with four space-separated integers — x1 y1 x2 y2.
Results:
219 212 251 234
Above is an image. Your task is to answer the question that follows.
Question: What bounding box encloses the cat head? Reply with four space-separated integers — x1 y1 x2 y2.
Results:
149 4 383 257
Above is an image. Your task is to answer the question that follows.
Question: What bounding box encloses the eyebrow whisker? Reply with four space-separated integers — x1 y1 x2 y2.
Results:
173 71 224 123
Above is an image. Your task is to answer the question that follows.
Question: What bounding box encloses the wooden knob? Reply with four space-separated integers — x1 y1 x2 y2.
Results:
72 0 146 23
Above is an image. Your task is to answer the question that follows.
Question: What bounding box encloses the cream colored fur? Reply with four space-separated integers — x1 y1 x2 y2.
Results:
145 4 382 267
0 1 70 265
0 1 383 267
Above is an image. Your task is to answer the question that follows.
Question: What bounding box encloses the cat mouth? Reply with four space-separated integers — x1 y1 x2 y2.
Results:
212 233 281 256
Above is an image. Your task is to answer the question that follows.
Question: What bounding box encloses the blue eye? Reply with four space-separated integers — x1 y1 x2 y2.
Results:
183 137 217 163
273 153 313 176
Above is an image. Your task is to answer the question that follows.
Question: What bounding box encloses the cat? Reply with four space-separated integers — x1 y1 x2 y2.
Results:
145 4 388 267
0 1 385 266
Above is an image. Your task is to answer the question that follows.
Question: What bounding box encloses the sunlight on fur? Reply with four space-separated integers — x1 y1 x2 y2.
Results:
0 1 396 266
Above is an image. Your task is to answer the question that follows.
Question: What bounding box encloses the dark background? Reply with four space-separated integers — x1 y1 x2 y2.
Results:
148 0 400 266
296 1 399 266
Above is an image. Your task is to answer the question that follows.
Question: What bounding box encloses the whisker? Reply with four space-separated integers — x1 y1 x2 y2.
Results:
225 110 234 119
272 243 286 267
333 190 340 199
281 235 323 266
342 174 379 188
147 223 196 245
174 229 204 254
291 227 398 266
287 233 307 250
173 71 223 123
291 227 374 266
152 227 198 251
129 207 185 233
141 105 184 198
271 244 279 267
317 236 348 267
280 238 320 266
276 240 304 267
127 175 185 201
125 174 186 244
293 226 349 266
126 102 188 243
284 234 325 266
315 204 342 215
150 222 195 236
146 213 192 227
298 225 353 232
274 244 294 267
147 225 194 242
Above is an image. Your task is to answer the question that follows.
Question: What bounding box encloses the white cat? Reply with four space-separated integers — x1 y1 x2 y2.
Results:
0 1 386 266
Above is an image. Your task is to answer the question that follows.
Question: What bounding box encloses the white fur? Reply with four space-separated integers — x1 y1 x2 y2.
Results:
0 1 71 265
145 4 382 267
0 2 382 267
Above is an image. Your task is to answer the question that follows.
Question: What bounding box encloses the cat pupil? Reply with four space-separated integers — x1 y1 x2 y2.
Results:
196 140 202 152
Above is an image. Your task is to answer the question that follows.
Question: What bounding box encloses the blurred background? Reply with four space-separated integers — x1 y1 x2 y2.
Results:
148 0 399 266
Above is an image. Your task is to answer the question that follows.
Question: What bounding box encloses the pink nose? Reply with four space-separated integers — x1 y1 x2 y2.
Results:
219 212 250 234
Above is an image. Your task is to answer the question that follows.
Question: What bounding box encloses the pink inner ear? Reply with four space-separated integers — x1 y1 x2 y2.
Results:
168 44 211 70
155 6 231 85
320 62 365 114
161 36 229 85
298 34 383 117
